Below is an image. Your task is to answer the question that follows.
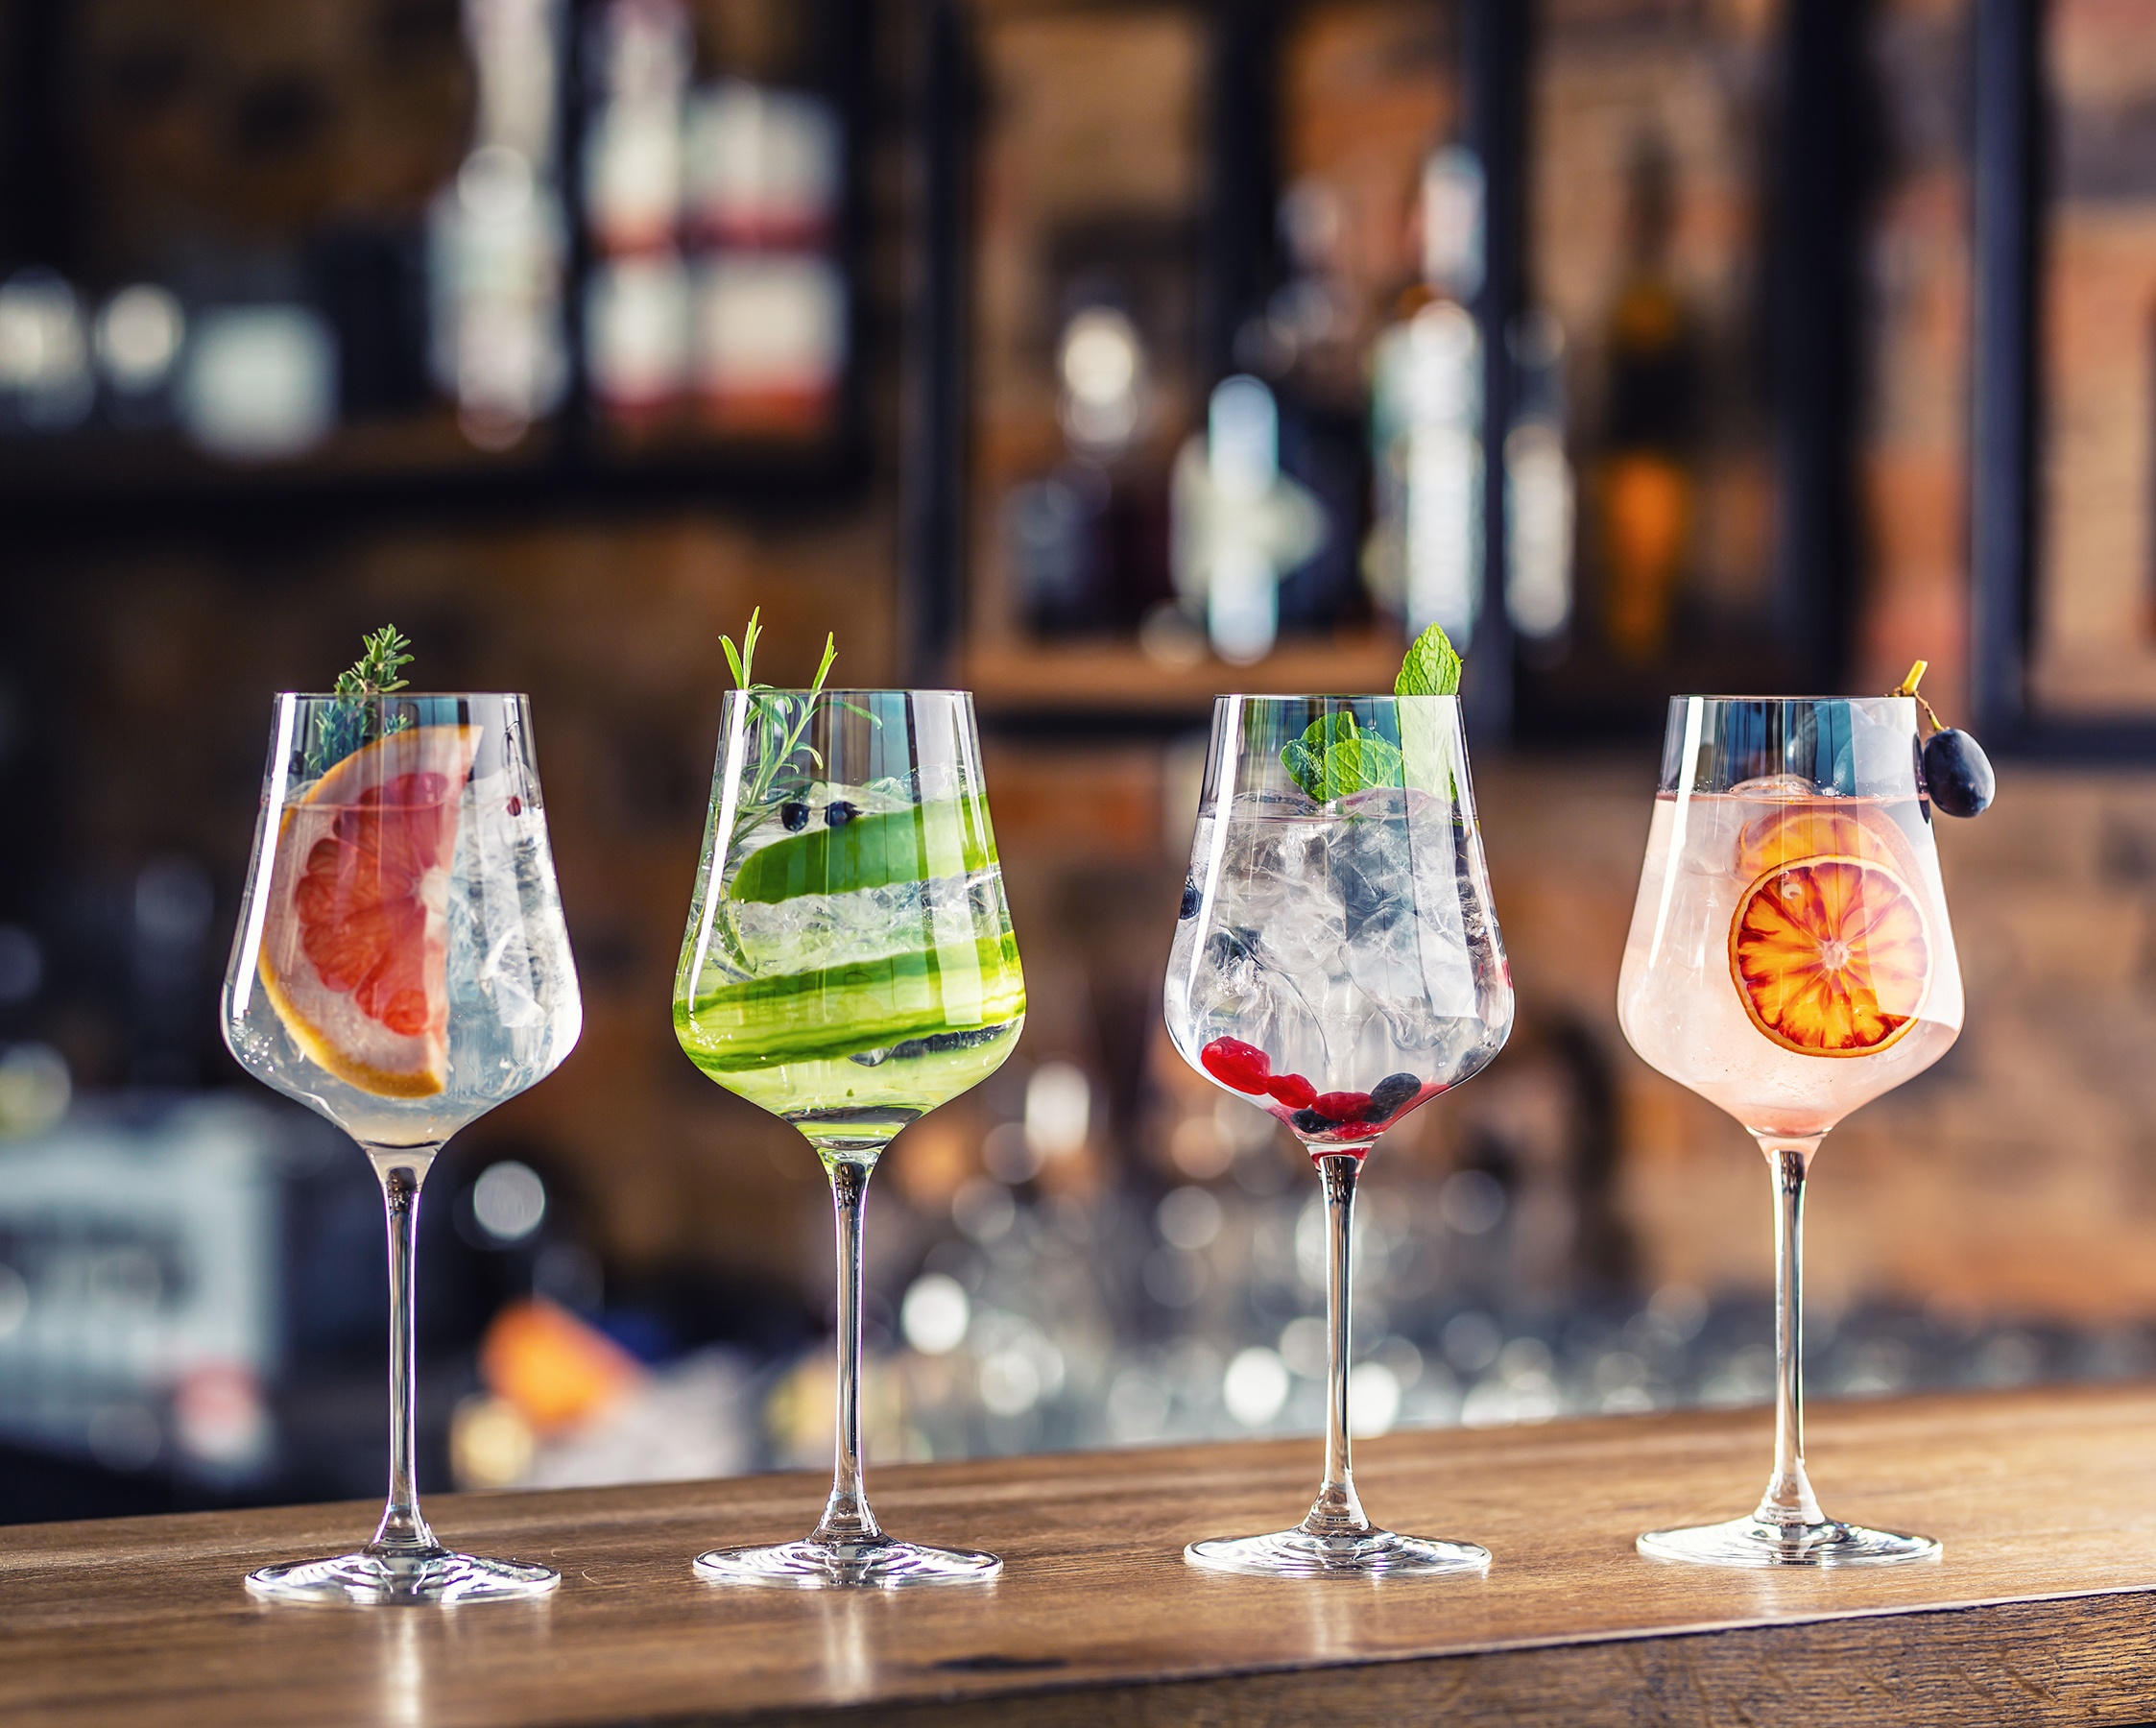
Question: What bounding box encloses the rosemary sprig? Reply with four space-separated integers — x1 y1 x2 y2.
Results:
305 625 417 777
711 611 851 974
722 608 842 836
335 626 414 699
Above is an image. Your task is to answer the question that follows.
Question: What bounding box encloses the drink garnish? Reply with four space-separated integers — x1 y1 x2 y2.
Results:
720 607 841 828
260 637 479 1097
1891 660 1995 818
1279 622 1462 801
1395 621 1463 698
304 624 417 777
1729 853 1930 1056
1280 710 1404 802
729 802 997 903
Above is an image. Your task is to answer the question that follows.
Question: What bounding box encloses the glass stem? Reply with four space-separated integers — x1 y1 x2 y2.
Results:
1753 1137 1824 1531
365 1147 443 1558
1300 1152 1372 1542
810 1155 886 1554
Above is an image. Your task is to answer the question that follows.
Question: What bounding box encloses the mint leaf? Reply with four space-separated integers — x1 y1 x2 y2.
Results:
1396 623 1463 697
1280 711 1404 802
1281 735 1328 799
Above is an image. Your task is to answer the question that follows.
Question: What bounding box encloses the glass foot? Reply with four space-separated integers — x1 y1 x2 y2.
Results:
1638 1515 1940 1568
246 1547 560 1605
1185 1527 1491 1580
694 1538 1001 1589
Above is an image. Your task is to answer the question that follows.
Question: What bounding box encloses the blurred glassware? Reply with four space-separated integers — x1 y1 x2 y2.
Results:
674 687 1023 1588
427 0 571 448
1617 695 1962 1566
1169 374 1325 663
94 286 186 406
1162 693 1513 1577
0 270 94 433
224 692 581 1602
177 307 338 462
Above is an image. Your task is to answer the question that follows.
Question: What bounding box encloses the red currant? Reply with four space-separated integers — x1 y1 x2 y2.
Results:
1264 1071 1316 1110
1313 1091 1374 1123
1200 1038 1272 1094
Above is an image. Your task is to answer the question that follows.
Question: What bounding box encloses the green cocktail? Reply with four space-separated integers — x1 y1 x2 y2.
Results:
672 674 1023 1588
677 793 1024 1154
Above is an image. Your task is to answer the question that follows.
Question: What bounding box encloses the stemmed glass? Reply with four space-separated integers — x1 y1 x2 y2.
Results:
1617 696 1963 1565
1164 694 1513 1577
675 688 1024 1587
225 692 582 1602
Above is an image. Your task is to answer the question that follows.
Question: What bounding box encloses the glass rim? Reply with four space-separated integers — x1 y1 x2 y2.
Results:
1212 691 1460 703
1665 693 1917 706
274 690 530 703
721 686 974 700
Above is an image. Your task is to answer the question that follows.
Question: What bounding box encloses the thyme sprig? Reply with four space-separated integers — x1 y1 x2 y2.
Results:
305 624 417 777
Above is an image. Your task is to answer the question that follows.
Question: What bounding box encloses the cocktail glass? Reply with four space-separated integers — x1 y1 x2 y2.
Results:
675 687 1023 1587
1617 695 1963 1565
1163 694 1513 1577
224 692 583 1603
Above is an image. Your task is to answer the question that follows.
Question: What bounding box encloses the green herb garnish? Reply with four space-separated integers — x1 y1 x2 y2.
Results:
1395 622 1462 698
711 610 863 972
721 608 841 833
305 624 416 777
1282 710 1404 802
1278 623 1461 802
336 625 415 699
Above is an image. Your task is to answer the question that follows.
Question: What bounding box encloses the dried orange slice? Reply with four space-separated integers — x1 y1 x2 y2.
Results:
258 724 479 1097
1729 853 1931 1057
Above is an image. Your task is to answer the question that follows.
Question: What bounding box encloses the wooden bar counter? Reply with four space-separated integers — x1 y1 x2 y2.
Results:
7 1384 2156 1726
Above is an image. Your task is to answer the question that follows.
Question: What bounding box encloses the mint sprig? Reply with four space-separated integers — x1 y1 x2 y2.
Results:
1282 711 1404 802
1395 622 1462 697
1278 623 1461 802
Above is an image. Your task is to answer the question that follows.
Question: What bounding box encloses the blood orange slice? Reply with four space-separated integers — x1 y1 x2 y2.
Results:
1735 800 1920 881
258 724 480 1097
1729 853 1931 1057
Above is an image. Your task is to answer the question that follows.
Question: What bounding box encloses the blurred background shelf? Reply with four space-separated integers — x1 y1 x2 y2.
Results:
966 635 1404 724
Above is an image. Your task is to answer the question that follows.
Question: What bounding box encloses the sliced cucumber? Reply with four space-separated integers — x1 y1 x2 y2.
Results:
728 802 998 904
678 934 1025 1070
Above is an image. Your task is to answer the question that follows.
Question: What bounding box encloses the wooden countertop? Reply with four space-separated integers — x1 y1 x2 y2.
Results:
7 1385 2156 1727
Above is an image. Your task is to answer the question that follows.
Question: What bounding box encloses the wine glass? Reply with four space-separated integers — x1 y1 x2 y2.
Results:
675 688 1023 1587
224 692 582 1603
1617 695 1963 1565
1163 694 1513 1577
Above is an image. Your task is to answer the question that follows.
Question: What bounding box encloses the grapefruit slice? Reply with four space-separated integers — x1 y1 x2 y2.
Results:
258 723 480 1097
1729 852 1931 1057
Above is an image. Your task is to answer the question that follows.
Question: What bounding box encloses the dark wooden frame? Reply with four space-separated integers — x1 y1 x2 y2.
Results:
1969 0 2156 756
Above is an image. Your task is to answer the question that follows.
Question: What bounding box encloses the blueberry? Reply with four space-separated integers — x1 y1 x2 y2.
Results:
1922 729 1995 819
1206 928 1259 970
1179 878 1200 920
1367 1073 1420 1119
825 801 859 827
1291 1107 1332 1135
779 801 810 831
